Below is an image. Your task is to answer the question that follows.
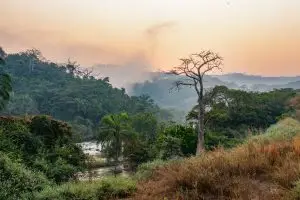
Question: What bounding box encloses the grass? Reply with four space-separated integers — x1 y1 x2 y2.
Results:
34 176 136 200
134 159 170 180
249 118 300 143
133 118 300 200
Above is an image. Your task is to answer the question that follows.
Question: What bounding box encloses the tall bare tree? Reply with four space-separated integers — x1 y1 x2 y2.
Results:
168 50 223 154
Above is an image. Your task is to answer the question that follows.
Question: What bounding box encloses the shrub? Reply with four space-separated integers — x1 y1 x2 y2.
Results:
34 177 136 200
0 116 86 183
134 159 172 180
249 117 300 144
134 118 300 200
0 152 51 199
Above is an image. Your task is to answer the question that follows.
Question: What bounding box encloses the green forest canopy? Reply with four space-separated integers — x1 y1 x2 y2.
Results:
1 49 172 139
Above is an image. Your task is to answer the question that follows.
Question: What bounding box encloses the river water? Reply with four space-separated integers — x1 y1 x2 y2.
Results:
77 141 129 180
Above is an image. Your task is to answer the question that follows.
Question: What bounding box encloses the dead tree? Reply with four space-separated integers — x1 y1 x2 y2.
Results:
168 50 223 154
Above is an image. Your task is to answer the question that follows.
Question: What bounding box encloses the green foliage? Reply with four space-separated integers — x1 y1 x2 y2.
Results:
249 117 300 144
188 86 296 149
123 138 157 170
134 159 169 180
205 130 241 150
34 177 136 200
123 112 161 169
0 116 86 183
157 124 197 158
30 115 72 148
131 112 158 142
288 179 300 199
3 94 39 115
0 152 51 200
158 135 183 160
97 112 162 169
0 47 12 110
1 49 165 139
98 113 133 165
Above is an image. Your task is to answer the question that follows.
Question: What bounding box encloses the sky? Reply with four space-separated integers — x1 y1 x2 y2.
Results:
1 0 300 76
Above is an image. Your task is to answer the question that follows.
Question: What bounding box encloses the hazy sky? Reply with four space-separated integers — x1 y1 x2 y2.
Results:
1 0 300 76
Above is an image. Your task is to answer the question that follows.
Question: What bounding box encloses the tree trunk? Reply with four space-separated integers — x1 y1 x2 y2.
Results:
196 101 205 155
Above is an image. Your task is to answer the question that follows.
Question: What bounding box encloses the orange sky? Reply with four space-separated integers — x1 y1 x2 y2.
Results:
1 0 300 76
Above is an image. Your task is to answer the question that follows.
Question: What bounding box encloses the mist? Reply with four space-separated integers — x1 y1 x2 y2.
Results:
90 21 176 91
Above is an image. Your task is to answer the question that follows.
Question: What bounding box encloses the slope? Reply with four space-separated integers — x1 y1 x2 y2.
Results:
134 118 300 200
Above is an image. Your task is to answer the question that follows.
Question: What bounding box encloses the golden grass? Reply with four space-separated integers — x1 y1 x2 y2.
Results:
134 119 300 200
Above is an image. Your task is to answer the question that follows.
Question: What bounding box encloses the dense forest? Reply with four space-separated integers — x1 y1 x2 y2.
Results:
1 49 174 140
1 48 300 199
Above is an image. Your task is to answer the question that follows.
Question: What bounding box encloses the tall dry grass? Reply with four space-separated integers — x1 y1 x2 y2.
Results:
134 118 300 200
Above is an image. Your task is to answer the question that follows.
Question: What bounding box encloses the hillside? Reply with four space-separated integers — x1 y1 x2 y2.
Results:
134 118 300 200
131 73 300 111
30 118 300 200
1 50 170 139
214 73 300 86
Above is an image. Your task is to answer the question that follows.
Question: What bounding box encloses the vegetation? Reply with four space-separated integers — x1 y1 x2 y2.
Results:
1 47 300 200
134 118 300 200
97 112 132 174
0 47 12 110
189 86 296 149
34 177 136 200
1 49 171 140
0 116 86 183
168 51 223 154
0 115 86 198
0 152 51 200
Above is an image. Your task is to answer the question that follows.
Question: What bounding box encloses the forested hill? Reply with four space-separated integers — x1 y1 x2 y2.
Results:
1 49 170 139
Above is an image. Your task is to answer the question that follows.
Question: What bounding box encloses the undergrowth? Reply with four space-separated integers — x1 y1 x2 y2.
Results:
134 118 300 200
34 176 136 200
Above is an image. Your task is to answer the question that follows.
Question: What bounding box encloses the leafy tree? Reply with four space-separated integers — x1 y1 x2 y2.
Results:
157 124 197 157
168 51 223 154
157 135 182 160
290 95 300 120
3 94 39 115
0 47 5 65
0 152 50 200
1 48 166 140
0 47 12 110
131 112 158 142
123 138 155 170
0 116 86 183
188 86 296 147
97 113 133 174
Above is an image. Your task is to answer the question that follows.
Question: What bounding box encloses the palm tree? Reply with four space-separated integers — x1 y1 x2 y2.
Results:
97 112 132 175
0 47 12 110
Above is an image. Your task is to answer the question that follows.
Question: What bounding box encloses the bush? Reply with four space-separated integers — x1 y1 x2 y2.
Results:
34 177 136 200
157 124 197 157
0 116 86 183
134 118 300 199
249 117 300 144
205 130 241 150
0 152 51 199
134 159 172 180
288 180 300 199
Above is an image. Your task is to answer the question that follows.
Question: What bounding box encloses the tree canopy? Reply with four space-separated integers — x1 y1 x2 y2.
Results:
1 49 170 139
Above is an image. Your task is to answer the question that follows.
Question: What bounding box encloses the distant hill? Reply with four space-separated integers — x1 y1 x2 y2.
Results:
214 73 300 86
1 50 168 139
131 72 300 111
